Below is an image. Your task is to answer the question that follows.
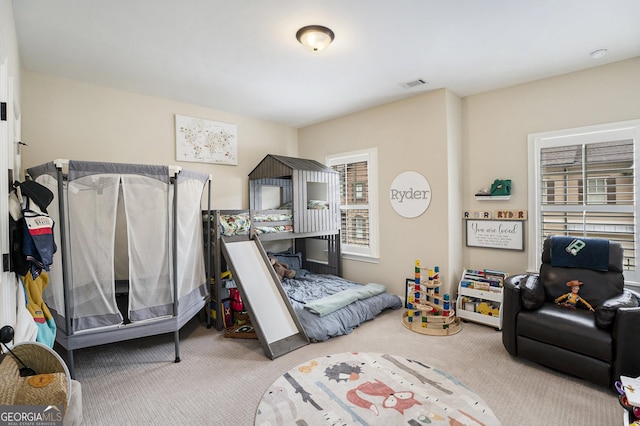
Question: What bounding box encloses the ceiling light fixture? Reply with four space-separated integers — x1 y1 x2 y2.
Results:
296 25 335 52
590 48 607 59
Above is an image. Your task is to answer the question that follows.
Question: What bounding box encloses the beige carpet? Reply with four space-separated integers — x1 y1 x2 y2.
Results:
67 310 620 425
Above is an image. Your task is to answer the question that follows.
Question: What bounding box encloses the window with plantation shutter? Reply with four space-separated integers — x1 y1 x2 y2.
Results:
326 148 379 261
529 120 640 287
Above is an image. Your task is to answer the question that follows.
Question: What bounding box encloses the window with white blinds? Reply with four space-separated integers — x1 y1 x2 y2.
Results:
326 148 379 261
529 120 640 286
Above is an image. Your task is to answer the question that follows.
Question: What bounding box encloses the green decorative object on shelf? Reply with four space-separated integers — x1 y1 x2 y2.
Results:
475 178 512 197
490 179 511 196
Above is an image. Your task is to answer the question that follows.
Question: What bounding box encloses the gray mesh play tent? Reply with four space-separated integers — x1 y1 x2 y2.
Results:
26 160 211 377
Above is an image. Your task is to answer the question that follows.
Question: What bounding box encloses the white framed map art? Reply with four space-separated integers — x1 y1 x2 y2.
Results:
175 114 238 165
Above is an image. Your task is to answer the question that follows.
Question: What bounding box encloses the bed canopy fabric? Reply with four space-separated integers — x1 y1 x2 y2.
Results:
26 160 210 376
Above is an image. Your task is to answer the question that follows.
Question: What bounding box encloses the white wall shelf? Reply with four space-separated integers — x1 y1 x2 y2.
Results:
474 195 511 201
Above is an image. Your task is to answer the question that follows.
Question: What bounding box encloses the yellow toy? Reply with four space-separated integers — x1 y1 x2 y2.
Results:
554 280 595 312
476 302 500 317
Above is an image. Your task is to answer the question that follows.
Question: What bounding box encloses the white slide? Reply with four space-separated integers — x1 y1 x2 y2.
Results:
221 237 308 358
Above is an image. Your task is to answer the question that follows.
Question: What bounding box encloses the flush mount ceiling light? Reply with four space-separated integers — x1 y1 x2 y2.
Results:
590 48 608 59
296 25 335 52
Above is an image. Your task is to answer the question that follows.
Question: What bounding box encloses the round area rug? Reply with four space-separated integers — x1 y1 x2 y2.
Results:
255 352 500 425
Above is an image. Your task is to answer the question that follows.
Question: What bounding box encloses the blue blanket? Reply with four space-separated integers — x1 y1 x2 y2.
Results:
281 273 402 341
303 283 387 317
550 236 609 271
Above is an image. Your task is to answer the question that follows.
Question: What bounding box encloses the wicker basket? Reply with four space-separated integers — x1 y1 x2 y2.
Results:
0 342 70 413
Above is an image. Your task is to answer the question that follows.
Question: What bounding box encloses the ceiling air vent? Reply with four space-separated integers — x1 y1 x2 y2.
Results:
400 78 428 89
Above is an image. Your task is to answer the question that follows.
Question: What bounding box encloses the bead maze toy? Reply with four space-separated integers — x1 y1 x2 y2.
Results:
402 260 462 336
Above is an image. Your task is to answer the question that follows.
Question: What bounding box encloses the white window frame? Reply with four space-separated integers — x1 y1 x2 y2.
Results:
528 119 640 288
326 148 379 262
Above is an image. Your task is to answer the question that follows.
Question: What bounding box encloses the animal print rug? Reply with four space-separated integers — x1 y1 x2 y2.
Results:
255 352 500 425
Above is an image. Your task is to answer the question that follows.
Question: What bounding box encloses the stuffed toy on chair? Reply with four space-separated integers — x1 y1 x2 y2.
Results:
269 256 296 281
554 280 595 312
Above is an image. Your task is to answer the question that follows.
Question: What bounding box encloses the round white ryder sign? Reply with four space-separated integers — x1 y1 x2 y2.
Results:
389 171 432 218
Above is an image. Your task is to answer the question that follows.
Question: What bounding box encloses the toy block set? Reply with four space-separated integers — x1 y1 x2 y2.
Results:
402 260 462 336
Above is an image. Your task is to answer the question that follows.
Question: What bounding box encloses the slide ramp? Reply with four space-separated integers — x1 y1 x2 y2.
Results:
220 237 309 359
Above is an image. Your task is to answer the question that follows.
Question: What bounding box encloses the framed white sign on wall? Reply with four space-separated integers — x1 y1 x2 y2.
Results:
466 220 524 250
389 171 432 218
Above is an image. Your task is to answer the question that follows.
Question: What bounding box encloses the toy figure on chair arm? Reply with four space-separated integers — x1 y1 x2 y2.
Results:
555 280 595 312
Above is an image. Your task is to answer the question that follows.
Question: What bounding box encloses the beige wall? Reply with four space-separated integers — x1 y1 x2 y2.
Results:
462 57 640 274
20 71 298 209
299 89 463 296
17 53 640 298
299 57 640 296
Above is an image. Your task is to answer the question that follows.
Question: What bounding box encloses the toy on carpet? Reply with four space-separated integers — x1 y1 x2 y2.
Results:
402 260 461 336
269 256 296 280
554 280 595 312
223 324 257 339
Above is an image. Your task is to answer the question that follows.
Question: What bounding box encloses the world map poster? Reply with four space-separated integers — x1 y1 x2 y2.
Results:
175 114 238 165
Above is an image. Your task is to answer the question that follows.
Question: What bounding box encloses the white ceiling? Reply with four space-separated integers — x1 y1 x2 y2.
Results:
12 0 640 128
